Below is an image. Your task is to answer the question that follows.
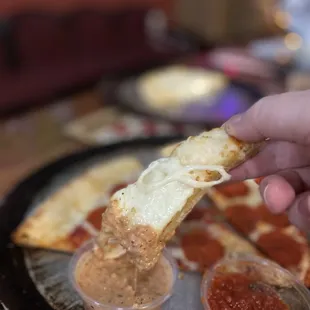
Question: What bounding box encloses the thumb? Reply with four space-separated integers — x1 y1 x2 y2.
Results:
288 192 310 231
224 90 310 145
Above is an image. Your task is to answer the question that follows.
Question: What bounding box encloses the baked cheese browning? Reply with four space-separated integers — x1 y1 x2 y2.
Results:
11 156 143 252
101 128 260 271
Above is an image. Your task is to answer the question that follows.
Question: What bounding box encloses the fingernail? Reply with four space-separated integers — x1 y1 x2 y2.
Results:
224 114 242 135
289 195 310 231
263 184 270 206
262 183 282 213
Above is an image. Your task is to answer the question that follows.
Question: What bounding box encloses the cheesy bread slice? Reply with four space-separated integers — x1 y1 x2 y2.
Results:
100 128 260 270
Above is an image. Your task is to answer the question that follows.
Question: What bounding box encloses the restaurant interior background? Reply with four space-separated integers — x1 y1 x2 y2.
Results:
1 1 310 309
1 0 309 199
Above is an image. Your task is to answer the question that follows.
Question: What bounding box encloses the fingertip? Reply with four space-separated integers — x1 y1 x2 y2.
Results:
288 194 310 232
227 166 247 181
224 114 242 137
259 175 295 214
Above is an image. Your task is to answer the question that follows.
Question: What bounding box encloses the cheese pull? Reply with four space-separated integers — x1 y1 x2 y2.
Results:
100 128 260 270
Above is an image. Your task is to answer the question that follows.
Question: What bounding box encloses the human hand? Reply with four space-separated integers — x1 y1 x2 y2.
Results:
224 90 310 231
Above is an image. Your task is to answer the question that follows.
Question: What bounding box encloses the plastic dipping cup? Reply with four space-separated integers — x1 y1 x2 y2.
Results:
201 254 310 310
69 239 177 310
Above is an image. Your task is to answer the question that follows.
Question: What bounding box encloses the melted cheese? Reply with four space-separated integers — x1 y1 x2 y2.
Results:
112 157 231 231
173 130 242 166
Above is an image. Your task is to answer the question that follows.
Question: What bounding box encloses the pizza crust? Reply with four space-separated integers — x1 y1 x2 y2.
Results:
12 156 143 251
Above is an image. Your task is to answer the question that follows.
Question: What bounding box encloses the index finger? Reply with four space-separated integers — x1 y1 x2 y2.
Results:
224 90 310 145
230 141 310 181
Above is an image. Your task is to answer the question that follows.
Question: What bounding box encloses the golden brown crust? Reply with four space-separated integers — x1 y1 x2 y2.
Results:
221 136 260 169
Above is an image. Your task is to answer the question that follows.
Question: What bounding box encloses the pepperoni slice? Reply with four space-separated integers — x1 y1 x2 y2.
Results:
69 226 91 248
257 204 290 228
225 205 260 235
255 177 265 185
86 206 107 230
216 182 249 198
184 208 208 222
257 230 304 268
109 183 129 197
181 229 224 270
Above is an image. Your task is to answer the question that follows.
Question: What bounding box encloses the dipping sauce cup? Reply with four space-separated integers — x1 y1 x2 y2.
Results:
69 239 177 310
201 254 310 310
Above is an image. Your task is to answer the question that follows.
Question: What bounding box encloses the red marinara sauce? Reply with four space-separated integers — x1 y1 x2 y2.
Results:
207 272 289 310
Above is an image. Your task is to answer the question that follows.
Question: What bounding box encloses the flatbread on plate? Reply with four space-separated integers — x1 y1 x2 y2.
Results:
12 156 143 252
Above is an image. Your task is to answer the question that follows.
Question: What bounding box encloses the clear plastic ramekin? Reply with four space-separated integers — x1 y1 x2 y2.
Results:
201 253 310 310
69 239 177 310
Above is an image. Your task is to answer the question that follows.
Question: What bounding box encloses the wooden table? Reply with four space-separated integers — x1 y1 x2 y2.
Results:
0 90 102 197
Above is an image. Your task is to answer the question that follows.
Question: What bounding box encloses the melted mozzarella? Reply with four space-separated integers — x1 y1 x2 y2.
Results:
112 157 231 231
173 129 241 166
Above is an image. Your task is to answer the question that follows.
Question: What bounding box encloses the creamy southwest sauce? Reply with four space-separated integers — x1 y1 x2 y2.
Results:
75 246 173 308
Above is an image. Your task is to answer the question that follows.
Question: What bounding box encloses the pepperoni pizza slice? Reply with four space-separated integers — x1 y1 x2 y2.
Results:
250 223 310 287
207 179 310 286
207 180 290 235
168 219 261 273
167 199 262 273
12 156 143 252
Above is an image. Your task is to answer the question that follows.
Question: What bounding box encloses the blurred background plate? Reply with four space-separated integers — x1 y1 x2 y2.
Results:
102 68 264 126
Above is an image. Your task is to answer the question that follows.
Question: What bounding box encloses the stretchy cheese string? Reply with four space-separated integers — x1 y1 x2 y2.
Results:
137 158 231 191
100 158 231 260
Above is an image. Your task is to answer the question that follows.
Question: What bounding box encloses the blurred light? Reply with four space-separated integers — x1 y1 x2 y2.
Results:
274 11 291 29
284 32 303 50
